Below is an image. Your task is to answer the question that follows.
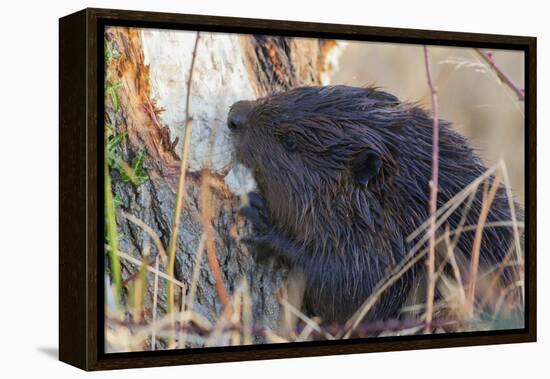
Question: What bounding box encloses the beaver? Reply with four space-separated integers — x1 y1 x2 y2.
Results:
228 85 521 324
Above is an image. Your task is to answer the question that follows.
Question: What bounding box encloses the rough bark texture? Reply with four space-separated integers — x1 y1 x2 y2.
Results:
104 27 341 347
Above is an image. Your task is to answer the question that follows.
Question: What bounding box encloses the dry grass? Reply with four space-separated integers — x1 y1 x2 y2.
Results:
104 159 525 351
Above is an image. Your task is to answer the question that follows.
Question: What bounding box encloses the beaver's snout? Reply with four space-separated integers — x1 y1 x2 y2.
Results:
227 100 256 131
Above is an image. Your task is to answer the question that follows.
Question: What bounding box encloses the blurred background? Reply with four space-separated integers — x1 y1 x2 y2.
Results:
331 42 525 204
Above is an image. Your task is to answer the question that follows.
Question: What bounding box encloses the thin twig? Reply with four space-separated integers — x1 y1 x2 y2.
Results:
120 210 168 266
475 49 525 101
423 45 440 332
105 244 187 289
166 32 201 342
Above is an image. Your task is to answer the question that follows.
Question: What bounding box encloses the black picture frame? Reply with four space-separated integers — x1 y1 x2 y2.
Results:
59 7 537 371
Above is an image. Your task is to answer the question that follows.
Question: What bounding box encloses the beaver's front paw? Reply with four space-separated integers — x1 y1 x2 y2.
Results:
239 192 271 233
239 192 275 261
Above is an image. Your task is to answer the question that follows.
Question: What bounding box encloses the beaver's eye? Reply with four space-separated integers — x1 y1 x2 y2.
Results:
283 132 298 151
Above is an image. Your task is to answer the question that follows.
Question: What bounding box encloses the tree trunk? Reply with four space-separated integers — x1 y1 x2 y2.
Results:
104 26 341 350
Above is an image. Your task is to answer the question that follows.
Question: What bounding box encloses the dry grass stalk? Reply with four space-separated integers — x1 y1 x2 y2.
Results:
498 161 524 270
480 244 515 310
491 280 523 322
279 297 334 340
178 234 206 348
230 284 243 346
342 220 522 339
407 164 499 243
132 244 150 323
165 32 201 345
205 284 246 347
200 172 230 307
107 309 213 347
105 245 187 290
442 228 466 304
406 163 520 294
466 171 502 316
200 114 230 309
151 255 160 350
241 280 253 345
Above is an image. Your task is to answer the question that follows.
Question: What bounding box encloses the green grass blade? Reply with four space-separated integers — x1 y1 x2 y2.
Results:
105 144 123 310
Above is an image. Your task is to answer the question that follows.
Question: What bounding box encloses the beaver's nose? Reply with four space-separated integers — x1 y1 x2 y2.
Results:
227 100 255 131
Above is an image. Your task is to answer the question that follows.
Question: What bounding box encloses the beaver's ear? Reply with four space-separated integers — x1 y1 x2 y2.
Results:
352 149 382 186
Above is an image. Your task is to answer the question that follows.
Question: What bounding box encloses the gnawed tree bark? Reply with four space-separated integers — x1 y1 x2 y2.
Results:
104 26 342 351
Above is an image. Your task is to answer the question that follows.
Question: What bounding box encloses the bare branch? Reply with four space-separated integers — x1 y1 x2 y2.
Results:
422 45 440 332
475 48 525 101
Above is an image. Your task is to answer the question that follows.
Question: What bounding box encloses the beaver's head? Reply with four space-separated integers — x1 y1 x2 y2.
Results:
227 85 429 240
229 86 409 193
